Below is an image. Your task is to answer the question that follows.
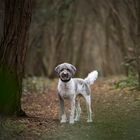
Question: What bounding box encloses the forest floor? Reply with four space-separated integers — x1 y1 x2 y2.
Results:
0 76 140 140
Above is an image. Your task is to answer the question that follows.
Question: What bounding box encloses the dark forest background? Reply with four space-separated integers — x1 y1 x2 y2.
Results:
24 0 140 81
0 1 140 139
0 0 140 80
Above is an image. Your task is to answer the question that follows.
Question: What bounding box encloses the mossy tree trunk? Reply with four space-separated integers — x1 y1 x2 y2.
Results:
0 0 32 116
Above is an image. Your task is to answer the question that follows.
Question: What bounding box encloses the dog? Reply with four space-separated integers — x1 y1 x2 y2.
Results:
55 63 98 124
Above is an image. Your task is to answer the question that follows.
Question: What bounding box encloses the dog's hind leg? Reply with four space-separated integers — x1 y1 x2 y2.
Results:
83 94 93 123
74 97 81 121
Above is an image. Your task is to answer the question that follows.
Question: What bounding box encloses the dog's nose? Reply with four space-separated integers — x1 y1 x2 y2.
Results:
63 71 67 75
62 73 68 77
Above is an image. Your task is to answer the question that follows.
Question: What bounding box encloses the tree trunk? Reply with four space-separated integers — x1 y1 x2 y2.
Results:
75 17 87 76
136 0 140 88
0 0 32 116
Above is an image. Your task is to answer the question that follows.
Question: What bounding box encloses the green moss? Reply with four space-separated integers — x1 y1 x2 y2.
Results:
0 67 20 115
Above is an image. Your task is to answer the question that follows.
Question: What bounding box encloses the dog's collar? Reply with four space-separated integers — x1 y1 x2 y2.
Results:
60 79 71 83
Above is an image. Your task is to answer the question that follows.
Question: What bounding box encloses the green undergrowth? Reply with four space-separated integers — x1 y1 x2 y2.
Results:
0 119 26 140
22 77 57 94
114 72 139 89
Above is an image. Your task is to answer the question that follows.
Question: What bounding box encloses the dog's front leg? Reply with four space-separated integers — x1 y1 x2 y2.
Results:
58 94 67 123
69 95 76 124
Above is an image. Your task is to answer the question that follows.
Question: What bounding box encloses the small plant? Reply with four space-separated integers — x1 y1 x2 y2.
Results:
114 66 138 89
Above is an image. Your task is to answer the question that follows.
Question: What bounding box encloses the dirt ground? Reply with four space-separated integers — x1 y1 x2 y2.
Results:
0 77 140 140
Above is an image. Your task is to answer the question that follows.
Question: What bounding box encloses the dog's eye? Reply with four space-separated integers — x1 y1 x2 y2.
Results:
60 68 64 72
66 68 70 71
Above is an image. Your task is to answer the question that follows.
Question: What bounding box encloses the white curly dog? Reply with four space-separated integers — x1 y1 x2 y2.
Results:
55 63 98 124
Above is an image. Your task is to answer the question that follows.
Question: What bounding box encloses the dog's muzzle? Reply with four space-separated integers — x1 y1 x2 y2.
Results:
60 71 71 82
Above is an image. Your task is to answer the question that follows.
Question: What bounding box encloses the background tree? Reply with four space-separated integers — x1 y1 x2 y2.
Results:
25 0 140 88
0 0 32 115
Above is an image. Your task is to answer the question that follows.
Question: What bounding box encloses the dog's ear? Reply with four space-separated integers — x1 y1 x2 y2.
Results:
70 64 76 75
55 65 61 74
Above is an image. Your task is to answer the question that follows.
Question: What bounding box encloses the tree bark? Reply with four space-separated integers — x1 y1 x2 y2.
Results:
0 0 32 116
136 0 140 88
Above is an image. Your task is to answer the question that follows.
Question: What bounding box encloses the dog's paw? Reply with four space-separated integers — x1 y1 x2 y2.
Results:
74 118 80 122
60 114 67 123
69 120 75 124
60 120 67 123
87 119 93 123
69 116 75 124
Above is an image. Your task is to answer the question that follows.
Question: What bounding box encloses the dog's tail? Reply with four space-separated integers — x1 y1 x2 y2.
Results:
84 70 98 85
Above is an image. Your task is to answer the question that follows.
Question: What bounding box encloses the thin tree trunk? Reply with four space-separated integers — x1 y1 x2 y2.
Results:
0 0 32 116
104 14 111 76
75 17 87 76
136 0 140 89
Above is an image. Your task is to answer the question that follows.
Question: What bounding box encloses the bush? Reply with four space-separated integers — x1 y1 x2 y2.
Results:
114 69 138 89
22 77 47 94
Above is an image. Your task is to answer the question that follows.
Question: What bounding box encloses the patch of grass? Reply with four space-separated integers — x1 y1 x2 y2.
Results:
0 119 26 140
41 118 140 140
114 72 138 89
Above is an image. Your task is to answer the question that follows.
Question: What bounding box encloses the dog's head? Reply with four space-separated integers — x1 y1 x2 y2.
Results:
55 63 76 82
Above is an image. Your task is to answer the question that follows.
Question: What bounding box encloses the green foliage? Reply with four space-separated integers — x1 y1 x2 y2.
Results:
114 69 138 89
115 58 139 89
22 77 48 94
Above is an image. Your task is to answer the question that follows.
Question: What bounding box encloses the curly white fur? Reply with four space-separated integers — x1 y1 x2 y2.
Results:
84 70 98 85
55 63 98 124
